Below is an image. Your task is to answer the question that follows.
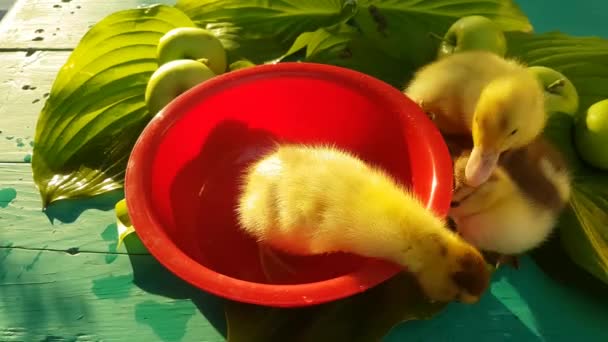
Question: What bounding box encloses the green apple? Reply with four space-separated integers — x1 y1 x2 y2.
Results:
145 59 216 114
575 99 608 170
436 15 507 58
528 66 579 115
157 27 227 75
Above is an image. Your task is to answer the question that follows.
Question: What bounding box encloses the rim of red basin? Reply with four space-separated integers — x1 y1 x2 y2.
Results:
124 62 453 308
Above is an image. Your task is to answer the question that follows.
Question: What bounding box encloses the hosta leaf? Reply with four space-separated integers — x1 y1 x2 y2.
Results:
542 112 608 284
505 31 608 119
277 0 533 87
32 5 196 208
506 31 608 284
225 272 446 342
279 24 407 87
175 0 358 63
566 181 608 284
348 0 532 78
543 112 584 173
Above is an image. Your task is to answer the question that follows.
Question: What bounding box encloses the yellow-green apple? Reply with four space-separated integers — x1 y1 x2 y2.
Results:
157 27 227 75
145 59 216 114
528 66 579 115
575 99 608 170
437 15 507 58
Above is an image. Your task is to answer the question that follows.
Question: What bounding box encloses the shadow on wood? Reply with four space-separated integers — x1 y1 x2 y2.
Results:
491 256 608 340
531 233 608 302
123 235 228 340
43 188 124 224
385 254 608 341
0 246 92 341
223 271 446 342
0 187 17 208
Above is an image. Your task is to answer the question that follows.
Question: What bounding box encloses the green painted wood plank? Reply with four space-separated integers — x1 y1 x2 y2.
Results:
0 0 175 49
2 142 608 341
1 243 606 341
0 51 70 162
0 163 125 253
0 246 226 342
1 147 607 341
385 256 608 341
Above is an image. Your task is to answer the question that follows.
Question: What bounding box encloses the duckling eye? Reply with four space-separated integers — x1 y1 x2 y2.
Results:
510 129 518 136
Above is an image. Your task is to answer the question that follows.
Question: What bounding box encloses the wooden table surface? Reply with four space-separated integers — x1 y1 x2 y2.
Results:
0 0 607 341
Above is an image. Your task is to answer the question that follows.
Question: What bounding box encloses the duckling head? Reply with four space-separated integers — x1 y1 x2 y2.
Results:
466 72 546 187
399 225 491 304
414 237 491 304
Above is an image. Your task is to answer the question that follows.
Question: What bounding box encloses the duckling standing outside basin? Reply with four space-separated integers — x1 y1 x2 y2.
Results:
404 51 547 187
449 138 572 256
236 144 491 304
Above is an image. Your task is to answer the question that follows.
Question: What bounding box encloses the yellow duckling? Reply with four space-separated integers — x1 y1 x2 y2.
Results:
236 144 491 304
449 138 571 255
404 51 546 187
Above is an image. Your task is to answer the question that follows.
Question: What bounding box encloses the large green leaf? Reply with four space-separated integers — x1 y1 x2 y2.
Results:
278 24 407 87
348 0 532 80
175 0 358 63
566 181 608 284
276 0 532 88
225 272 446 342
506 31 608 284
542 112 608 284
506 31 608 119
32 5 195 208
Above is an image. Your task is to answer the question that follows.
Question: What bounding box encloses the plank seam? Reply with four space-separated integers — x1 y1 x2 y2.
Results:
0 47 74 54
0 161 30 165
0 245 149 256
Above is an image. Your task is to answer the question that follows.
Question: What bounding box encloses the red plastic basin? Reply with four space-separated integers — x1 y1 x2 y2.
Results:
124 62 453 308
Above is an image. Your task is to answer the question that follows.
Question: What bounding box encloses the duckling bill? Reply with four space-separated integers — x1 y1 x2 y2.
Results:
236 144 491 304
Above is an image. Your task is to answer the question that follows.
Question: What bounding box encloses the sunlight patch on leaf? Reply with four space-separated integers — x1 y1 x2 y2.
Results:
176 0 358 63
32 5 195 208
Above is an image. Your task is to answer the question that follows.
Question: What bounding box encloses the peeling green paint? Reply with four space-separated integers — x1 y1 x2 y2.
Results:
0 188 17 208
135 300 196 342
101 224 118 242
101 224 118 263
91 274 133 300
